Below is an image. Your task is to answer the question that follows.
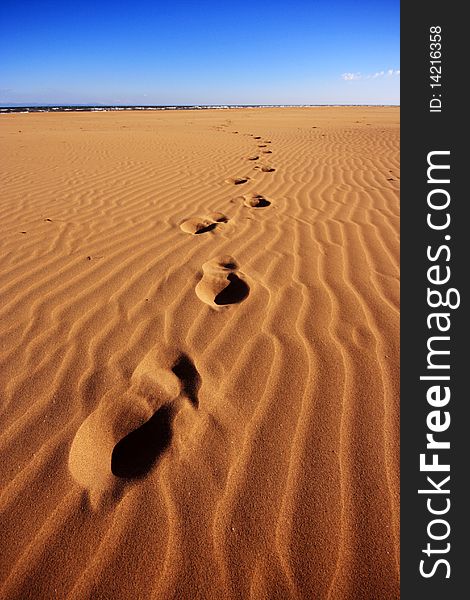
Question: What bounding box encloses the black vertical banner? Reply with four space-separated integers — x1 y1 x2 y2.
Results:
401 4 467 599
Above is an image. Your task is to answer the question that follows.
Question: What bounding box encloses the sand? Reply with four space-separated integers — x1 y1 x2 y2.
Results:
0 107 399 599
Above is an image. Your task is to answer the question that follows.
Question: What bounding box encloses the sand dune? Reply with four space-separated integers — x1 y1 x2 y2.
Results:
0 107 399 599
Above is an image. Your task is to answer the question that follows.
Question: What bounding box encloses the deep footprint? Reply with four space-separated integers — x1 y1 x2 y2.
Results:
195 256 250 309
69 348 200 506
225 177 249 185
180 212 228 235
243 193 271 208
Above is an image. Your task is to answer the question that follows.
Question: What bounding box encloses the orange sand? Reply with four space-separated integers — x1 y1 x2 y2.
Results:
0 107 399 599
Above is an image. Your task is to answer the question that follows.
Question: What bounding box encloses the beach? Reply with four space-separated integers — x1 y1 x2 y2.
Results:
0 107 399 599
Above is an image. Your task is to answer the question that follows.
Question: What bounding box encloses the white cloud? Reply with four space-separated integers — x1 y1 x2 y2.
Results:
341 69 400 82
341 72 362 81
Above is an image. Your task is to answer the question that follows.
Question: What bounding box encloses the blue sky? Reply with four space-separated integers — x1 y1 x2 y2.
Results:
0 0 399 105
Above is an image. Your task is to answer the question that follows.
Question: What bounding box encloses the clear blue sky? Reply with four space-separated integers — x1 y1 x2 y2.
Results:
0 0 399 105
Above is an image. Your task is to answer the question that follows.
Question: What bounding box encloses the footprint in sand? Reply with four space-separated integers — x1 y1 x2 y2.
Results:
225 176 249 185
253 136 262 140
68 347 200 508
260 165 275 173
262 150 272 154
243 193 271 208
257 144 267 148
180 212 228 235
195 256 250 309
246 155 259 161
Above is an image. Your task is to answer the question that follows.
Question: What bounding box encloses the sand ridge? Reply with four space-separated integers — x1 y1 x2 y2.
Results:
0 107 399 599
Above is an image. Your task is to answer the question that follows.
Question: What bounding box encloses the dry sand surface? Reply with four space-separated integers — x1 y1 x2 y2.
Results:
0 107 399 599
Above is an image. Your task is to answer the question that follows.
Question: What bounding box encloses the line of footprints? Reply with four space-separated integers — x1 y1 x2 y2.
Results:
180 127 275 310
68 126 277 508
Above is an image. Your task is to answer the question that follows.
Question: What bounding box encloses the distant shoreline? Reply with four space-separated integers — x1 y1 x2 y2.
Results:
0 104 399 114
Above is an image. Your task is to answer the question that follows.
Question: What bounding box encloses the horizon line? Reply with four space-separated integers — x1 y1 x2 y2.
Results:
1 103 400 110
